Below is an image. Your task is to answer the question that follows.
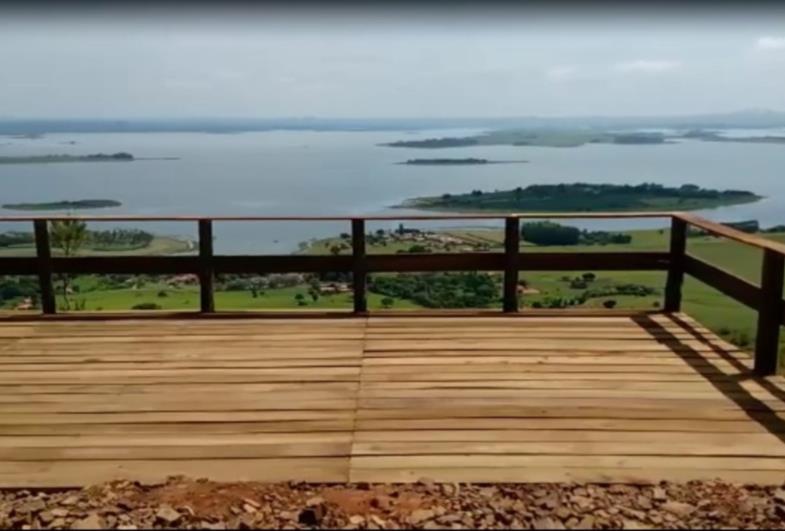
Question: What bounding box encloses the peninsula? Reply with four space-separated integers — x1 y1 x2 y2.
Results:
0 152 134 164
399 183 761 213
3 199 122 211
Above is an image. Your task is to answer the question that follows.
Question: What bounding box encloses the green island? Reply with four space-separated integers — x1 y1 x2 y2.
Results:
681 129 785 145
400 158 528 165
400 183 761 213
382 128 785 149
382 130 671 148
1 220 784 361
0 152 134 164
2 199 122 211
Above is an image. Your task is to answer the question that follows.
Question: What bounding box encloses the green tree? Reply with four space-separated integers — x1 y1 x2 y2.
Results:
381 297 395 309
49 219 87 311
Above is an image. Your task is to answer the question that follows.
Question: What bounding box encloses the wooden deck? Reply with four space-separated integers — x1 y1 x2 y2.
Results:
2 313 785 487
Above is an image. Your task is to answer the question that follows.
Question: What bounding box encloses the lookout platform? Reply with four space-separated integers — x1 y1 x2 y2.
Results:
1 313 785 487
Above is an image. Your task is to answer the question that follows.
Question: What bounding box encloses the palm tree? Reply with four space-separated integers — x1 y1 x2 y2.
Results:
49 219 87 310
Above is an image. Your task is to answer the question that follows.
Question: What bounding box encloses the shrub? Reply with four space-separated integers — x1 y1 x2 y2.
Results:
131 302 162 310
157 290 168 298
602 299 617 309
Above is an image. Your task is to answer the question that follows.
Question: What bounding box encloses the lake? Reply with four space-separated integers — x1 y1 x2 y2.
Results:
1 129 784 253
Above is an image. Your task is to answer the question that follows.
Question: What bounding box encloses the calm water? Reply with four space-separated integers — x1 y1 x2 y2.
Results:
1 129 784 253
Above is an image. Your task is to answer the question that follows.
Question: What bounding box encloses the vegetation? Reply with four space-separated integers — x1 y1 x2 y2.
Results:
521 221 631 246
401 182 761 213
49 219 88 311
2 199 121 211
0 152 133 164
369 272 500 308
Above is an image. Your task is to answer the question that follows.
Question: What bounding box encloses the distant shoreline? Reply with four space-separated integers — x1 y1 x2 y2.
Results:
398 158 528 165
2 199 122 211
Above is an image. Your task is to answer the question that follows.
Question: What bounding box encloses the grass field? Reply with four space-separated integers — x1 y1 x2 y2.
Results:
52 283 419 312
0 236 193 257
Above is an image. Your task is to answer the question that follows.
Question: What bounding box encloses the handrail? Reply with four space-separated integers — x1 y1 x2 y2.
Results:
0 212 674 222
0 210 782 375
675 212 785 256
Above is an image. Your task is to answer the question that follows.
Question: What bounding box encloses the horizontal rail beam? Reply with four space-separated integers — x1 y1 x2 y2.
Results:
684 254 761 310
213 255 353 274
51 256 198 275
676 212 785 256
0 257 37 275
0 212 675 222
2 252 670 276
520 252 670 271
367 253 505 272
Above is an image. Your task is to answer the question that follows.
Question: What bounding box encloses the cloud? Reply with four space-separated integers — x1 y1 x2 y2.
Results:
545 65 577 81
757 36 785 50
614 60 681 73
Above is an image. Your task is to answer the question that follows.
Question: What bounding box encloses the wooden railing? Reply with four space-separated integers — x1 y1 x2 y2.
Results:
0 212 783 374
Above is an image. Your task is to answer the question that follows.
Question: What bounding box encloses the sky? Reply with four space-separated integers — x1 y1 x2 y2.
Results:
1 3 785 119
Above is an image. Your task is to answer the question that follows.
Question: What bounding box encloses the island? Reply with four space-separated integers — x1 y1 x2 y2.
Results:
382 130 670 149
680 129 785 144
399 158 528 165
2 199 122 211
0 152 134 164
398 183 762 213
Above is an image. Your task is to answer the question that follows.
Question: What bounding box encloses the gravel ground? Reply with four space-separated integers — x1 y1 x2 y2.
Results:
2 476 785 529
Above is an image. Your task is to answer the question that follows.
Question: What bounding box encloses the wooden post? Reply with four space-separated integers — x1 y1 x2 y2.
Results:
503 216 520 313
352 219 367 314
754 249 784 375
664 216 687 312
198 219 215 313
33 219 56 315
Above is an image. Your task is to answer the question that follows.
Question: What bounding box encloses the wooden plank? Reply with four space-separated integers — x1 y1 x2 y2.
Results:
354 417 785 433
350 454 785 470
352 441 785 458
349 466 785 484
0 458 349 487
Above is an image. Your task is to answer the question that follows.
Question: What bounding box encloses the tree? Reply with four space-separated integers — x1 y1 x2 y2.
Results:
49 219 87 311
514 186 524 203
329 245 342 256
602 299 617 309
582 272 596 282
381 297 395 309
521 221 580 246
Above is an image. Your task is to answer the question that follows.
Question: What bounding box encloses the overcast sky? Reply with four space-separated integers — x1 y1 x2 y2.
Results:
1 4 784 118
